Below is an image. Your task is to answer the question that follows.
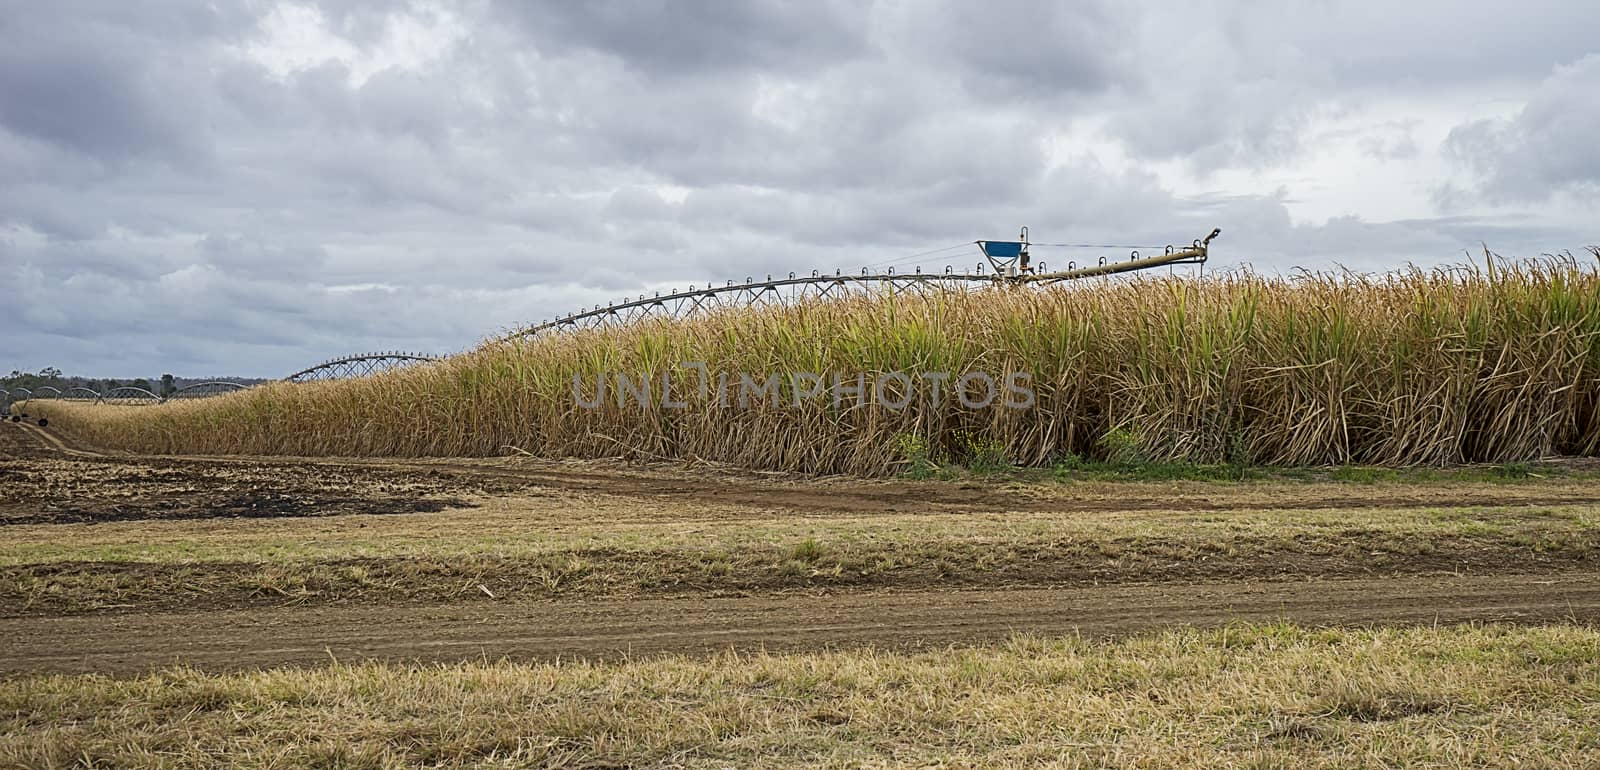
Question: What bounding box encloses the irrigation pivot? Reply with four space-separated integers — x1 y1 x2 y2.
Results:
978 226 1219 282
505 227 1220 341
168 381 250 399
23 228 1220 391
95 387 164 405
284 352 440 383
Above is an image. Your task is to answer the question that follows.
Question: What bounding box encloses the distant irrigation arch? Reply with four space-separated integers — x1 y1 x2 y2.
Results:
168 381 250 399
8 384 247 405
95 386 164 405
283 352 439 383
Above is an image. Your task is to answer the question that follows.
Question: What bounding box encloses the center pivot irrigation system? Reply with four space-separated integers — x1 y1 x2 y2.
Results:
283 352 440 383
503 227 1221 340
4 227 1220 409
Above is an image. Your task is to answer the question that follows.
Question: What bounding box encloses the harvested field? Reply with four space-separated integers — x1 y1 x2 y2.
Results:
7 412 1600 765
5 417 1600 626
0 453 529 525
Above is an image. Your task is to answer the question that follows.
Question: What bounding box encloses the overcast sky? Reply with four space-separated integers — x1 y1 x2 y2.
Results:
3 1 1597 377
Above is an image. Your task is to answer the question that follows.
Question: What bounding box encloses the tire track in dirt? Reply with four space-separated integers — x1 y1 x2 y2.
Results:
3 572 1595 676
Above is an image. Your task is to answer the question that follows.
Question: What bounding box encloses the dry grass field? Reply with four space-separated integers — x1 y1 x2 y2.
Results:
5 422 1600 616
6 624 1600 768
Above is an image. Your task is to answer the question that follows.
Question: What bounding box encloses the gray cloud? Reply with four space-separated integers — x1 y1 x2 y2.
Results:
1444 54 1600 202
901 0 1127 99
0 2 243 167
1 1 1596 378
491 0 871 77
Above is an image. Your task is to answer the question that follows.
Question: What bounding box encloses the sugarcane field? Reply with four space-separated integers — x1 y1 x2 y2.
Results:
5 2 1600 768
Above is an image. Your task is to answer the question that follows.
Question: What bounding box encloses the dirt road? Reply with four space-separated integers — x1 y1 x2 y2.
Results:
4 572 1596 676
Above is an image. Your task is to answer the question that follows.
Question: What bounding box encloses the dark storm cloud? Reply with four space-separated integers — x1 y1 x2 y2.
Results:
1 1 1596 378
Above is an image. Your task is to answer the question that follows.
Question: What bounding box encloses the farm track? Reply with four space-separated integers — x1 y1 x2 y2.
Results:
5 419 1600 676
3 573 1596 676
